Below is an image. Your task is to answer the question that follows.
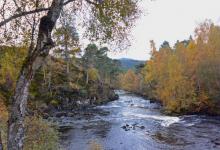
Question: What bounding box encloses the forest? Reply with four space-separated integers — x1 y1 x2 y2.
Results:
1 0 220 150
0 43 121 149
119 21 220 115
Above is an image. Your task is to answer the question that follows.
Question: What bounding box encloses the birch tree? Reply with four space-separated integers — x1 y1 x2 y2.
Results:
0 0 140 149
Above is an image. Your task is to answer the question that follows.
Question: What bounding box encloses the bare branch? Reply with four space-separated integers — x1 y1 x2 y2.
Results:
63 0 76 5
12 0 20 10
85 0 98 6
0 0 76 27
0 7 49 27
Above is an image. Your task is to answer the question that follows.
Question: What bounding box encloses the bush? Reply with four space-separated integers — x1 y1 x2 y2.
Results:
0 95 8 149
0 98 59 150
50 99 60 107
88 68 100 81
24 116 59 150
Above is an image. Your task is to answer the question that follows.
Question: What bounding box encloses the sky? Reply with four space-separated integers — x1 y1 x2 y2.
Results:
108 0 220 61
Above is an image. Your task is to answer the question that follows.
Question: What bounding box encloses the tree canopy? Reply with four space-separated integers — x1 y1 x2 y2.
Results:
119 21 220 115
0 0 140 48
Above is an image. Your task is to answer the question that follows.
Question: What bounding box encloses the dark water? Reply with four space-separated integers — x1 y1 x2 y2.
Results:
58 91 220 150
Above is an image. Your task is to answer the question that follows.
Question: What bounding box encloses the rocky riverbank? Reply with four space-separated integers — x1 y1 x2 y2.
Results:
37 84 119 119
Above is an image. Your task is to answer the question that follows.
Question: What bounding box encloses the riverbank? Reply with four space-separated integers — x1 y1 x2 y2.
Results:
39 87 119 119
122 90 220 116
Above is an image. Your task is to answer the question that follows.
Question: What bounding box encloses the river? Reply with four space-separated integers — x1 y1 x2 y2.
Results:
57 90 220 150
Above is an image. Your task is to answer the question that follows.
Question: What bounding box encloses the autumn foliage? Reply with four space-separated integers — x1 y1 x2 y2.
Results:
119 69 140 93
120 21 220 115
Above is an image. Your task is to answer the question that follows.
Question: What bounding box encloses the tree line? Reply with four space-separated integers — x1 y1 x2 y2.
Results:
119 21 220 115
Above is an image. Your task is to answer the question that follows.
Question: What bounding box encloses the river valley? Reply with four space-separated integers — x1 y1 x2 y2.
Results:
56 91 220 150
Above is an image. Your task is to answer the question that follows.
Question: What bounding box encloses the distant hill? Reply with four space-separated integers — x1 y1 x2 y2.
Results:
117 58 145 71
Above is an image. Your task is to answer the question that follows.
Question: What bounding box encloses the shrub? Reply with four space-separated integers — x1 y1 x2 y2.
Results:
24 116 59 150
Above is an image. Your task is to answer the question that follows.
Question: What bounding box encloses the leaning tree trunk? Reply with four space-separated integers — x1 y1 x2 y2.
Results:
7 0 64 149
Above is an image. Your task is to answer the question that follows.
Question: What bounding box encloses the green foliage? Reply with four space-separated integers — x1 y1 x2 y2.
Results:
85 0 140 46
0 46 27 104
88 68 100 81
82 44 121 85
0 44 120 149
50 100 60 107
0 95 8 149
82 44 99 69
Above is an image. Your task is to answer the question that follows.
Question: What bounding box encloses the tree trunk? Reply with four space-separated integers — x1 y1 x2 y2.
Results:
43 65 47 85
86 70 89 84
64 37 70 82
7 0 64 149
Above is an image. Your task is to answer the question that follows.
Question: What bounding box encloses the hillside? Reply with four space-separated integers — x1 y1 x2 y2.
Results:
118 58 145 71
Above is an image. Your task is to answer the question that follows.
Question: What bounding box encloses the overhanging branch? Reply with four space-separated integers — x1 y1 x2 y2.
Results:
85 0 98 6
0 8 49 27
0 0 76 27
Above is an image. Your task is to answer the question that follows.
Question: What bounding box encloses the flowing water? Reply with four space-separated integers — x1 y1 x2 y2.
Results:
58 91 220 150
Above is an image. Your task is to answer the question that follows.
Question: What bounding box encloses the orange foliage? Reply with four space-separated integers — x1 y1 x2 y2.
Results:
119 69 140 92
141 21 220 114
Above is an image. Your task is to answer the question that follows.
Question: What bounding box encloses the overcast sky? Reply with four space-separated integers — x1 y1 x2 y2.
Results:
108 0 220 60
